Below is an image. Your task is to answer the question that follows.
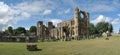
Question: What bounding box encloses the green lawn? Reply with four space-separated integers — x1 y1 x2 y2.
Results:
0 36 120 55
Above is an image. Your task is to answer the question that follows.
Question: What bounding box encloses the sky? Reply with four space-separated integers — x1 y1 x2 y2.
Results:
0 0 120 33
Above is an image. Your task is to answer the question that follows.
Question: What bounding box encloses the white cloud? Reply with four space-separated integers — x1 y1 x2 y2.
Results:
0 1 35 31
111 18 119 25
105 17 111 22
86 4 116 12
0 0 56 31
13 1 44 13
91 15 111 24
0 0 120 31
12 0 55 15
43 9 52 15
21 12 31 18
91 15 120 25
58 11 63 15
0 2 15 31
67 0 120 12
118 14 120 16
49 19 62 26
65 8 70 14
58 8 71 15
0 2 9 18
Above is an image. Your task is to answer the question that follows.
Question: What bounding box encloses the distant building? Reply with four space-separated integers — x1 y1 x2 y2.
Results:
37 7 90 40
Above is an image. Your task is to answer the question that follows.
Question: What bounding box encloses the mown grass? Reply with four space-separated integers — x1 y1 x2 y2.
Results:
0 36 120 55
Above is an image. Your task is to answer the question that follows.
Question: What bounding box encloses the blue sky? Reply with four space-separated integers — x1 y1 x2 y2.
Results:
0 0 120 33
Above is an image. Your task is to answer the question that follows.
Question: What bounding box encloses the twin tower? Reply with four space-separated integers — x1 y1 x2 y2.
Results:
37 7 90 40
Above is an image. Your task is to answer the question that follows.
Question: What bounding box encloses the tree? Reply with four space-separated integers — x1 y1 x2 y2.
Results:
29 26 37 33
119 28 120 34
5 26 13 35
26 30 30 36
13 29 17 35
15 27 26 35
96 22 113 34
90 23 97 35
119 28 120 32
7 26 13 35
108 24 113 33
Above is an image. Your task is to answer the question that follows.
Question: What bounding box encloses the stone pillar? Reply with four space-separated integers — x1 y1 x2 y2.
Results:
74 7 80 38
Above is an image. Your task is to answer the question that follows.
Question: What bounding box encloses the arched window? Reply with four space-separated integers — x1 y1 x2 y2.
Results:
80 12 85 19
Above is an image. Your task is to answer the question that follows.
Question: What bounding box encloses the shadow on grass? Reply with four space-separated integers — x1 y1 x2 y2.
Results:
27 48 42 51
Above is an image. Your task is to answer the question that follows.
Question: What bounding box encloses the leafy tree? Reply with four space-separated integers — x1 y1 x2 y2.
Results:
7 26 13 35
119 28 120 34
4 26 13 35
119 28 120 33
13 29 17 35
15 27 26 35
29 26 37 33
90 23 97 35
25 30 31 36
108 24 113 33
119 29 120 32
96 22 113 34
4 30 9 36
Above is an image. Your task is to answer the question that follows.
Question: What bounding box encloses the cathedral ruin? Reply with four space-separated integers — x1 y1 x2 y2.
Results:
37 7 90 41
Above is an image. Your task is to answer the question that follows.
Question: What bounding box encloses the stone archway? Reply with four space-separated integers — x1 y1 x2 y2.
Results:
62 26 71 41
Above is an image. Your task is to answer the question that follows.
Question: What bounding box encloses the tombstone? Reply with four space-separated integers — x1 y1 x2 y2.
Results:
16 38 20 42
26 37 29 42
27 44 38 51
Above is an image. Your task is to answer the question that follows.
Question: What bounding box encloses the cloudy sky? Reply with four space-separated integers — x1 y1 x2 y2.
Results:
0 0 120 32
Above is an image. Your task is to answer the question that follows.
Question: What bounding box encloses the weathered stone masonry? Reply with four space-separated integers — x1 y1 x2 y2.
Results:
37 7 90 40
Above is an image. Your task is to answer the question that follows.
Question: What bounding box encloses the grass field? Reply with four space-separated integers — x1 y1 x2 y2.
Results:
0 36 120 55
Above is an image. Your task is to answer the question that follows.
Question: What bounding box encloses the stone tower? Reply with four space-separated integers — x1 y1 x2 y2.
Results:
84 11 89 38
74 7 80 37
37 21 43 36
74 7 90 39
46 22 53 30
80 10 90 38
